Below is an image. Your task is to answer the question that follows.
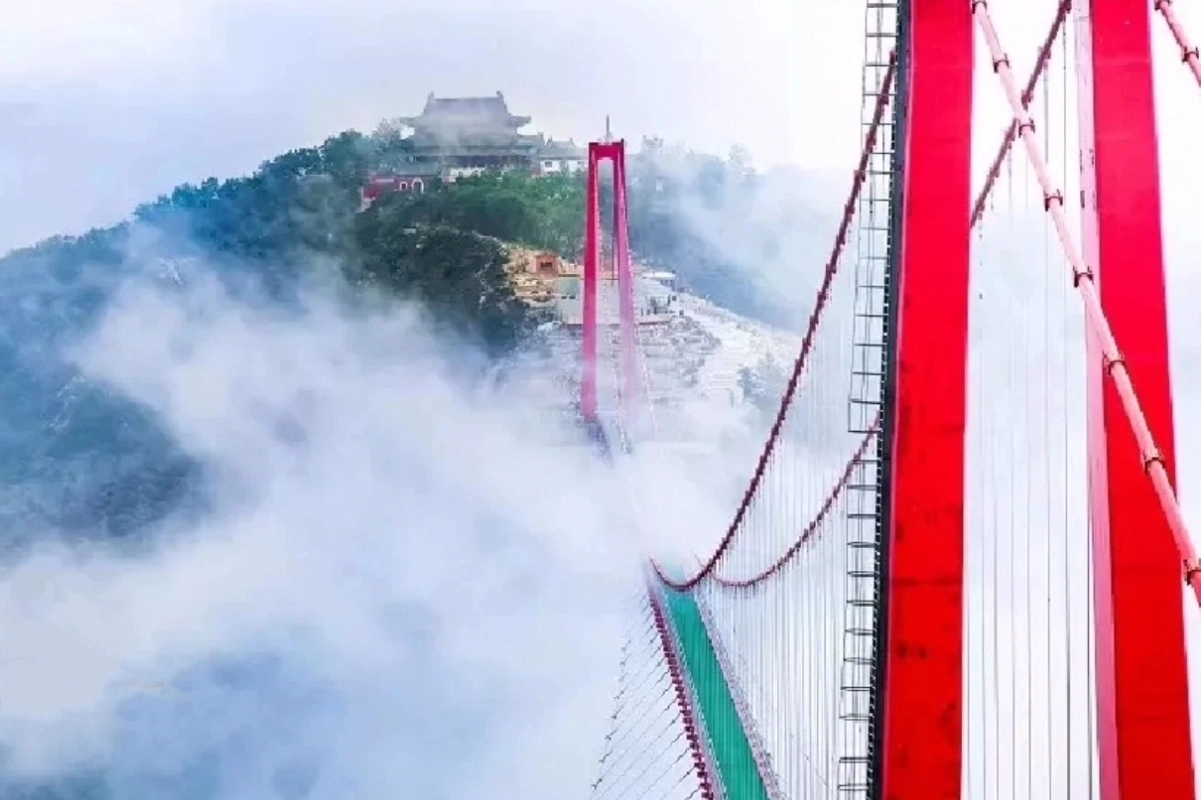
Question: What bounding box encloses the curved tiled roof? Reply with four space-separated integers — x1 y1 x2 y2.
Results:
399 91 531 130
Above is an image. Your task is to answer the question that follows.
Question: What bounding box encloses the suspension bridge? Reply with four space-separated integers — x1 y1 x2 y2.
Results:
573 1 1201 799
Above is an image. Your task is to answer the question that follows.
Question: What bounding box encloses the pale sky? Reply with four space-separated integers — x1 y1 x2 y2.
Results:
2 0 1198 251
0 0 866 252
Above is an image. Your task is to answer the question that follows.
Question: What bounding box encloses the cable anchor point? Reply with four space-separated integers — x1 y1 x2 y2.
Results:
1184 558 1201 584
1142 447 1165 474
1103 350 1125 376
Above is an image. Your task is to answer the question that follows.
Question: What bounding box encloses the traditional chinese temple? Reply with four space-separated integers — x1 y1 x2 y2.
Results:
360 92 585 210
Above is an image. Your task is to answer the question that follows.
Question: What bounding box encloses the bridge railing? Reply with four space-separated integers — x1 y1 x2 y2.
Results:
627 50 897 800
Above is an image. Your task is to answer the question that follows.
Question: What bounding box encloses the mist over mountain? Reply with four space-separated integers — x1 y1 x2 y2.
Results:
0 104 844 797
0 120 840 542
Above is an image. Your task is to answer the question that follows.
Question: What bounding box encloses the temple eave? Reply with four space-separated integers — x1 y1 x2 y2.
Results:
409 153 536 162
397 117 531 132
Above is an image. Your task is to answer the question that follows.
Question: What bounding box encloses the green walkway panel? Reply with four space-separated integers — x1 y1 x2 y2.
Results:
650 582 780 800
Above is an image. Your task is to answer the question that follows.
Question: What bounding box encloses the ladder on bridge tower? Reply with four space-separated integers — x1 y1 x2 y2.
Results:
839 0 898 796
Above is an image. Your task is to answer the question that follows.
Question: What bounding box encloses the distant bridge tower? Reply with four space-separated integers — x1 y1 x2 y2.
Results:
581 137 637 427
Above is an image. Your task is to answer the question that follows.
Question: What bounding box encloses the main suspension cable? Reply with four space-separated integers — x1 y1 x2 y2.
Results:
650 52 897 590
970 0 1071 228
1154 0 1201 91
712 417 880 588
972 0 1201 605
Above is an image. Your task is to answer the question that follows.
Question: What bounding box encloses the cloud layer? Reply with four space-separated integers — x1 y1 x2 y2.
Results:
0 265 703 798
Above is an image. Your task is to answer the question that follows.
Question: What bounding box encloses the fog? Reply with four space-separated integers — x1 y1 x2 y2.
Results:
4 0 1201 797
0 261 654 797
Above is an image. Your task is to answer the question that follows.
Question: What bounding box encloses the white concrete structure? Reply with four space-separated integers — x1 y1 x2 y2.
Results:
555 275 680 326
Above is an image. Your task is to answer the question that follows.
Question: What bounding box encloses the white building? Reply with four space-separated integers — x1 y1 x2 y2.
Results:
555 274 679 326
537 139 587 175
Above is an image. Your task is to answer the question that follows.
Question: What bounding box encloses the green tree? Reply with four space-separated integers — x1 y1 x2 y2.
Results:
351 221 533 356
3 120 788 361
363 171 585 258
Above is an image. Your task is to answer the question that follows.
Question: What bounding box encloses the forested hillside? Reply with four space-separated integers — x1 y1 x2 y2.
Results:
0 122 802 547
2 129 794 339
